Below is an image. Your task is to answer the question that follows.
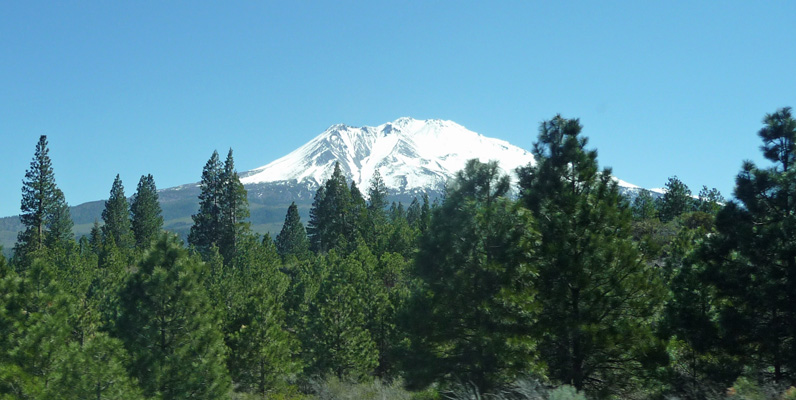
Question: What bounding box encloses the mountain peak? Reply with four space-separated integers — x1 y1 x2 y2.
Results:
239 118 535 193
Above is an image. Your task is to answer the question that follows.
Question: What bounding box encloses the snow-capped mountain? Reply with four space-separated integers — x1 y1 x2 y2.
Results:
240 117 535 193
0 117 650 252
239 117 643 196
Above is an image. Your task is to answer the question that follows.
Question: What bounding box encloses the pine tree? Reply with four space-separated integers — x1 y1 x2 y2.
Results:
405 159 540 392
130 174 163 249
419 192 431 233
117 234 231 398
702 107 796 383
219 149 250 265
406 197 421 228
226 236 301 395
15 135 73 262
307 162 354 253
45 333 144 399
516 116 665 395
101 174 133 250
188 150 223 257
303 247 378 380
659 176 694 222
276 202 310 259
367 169 389 214
632 189 658 221
696 185 724 214
88 220 102 255
0 257 73 397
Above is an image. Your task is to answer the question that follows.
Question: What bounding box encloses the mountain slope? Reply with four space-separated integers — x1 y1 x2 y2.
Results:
240 117 536 192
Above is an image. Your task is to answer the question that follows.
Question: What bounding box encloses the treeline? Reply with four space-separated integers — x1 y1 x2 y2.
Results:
1 109 796 400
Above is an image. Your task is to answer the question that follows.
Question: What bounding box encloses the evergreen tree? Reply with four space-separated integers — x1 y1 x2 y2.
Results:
15 135 73 262
130 174 163 249
276 202 310 259
406 197 421 228
419 192 431 233
702 107 796 383
0 257 73 397
367 169 389 214
696 185 724 215
659 176 694 222
45 333 144 399
307 162 354 253
188 150 223 257
226 236 301 395
659 212 735 397
303 247 378 380
219 149 250 265
88 219 103 255
632 189 658 221
350 181 369 240
517 116 665 396
101 174 133 250
405 159 540 392
117 234 230 398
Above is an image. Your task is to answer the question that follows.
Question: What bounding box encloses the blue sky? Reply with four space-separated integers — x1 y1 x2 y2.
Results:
1 1 795 218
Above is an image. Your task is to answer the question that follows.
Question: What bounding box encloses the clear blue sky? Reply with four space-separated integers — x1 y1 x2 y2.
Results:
1 1 794 218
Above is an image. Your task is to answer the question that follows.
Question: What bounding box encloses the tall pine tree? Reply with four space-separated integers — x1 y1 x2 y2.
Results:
15 135 73 263
117 234 230 398
219 149 250 265
703 107 796 383
130 174 163 249
101 174 133 250
658 176 694 223
517 116 665 396
404 159 540 392
307 162 354 253
276 202 310 260
189 150 223 257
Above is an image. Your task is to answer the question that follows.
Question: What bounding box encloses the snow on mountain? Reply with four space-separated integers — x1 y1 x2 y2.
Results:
240 117 535 192
239 117 642 195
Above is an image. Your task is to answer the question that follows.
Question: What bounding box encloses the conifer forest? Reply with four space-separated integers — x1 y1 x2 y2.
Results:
3 109 796 400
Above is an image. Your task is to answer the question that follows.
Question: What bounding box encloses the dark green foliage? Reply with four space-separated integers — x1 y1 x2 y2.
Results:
517 116 665 396
89 219 102 255
419 192 431 233
696 185 724 214
658 176 694 222
0 257 73 397
658 212 739 397
15 135 74 264
367 169 389 215
101 174 133 250
632 189 658 221
406 197 421 228
225 235 301 395
405 159 540 393
301 245 378 380
369 251 410 378
702 107 796 384
307 162 355 253
45 332 144 399
189 150 223 257
219 149 250 265
117 234 231 398
130 174 163 249
276 202 310 259
189 149 251 266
